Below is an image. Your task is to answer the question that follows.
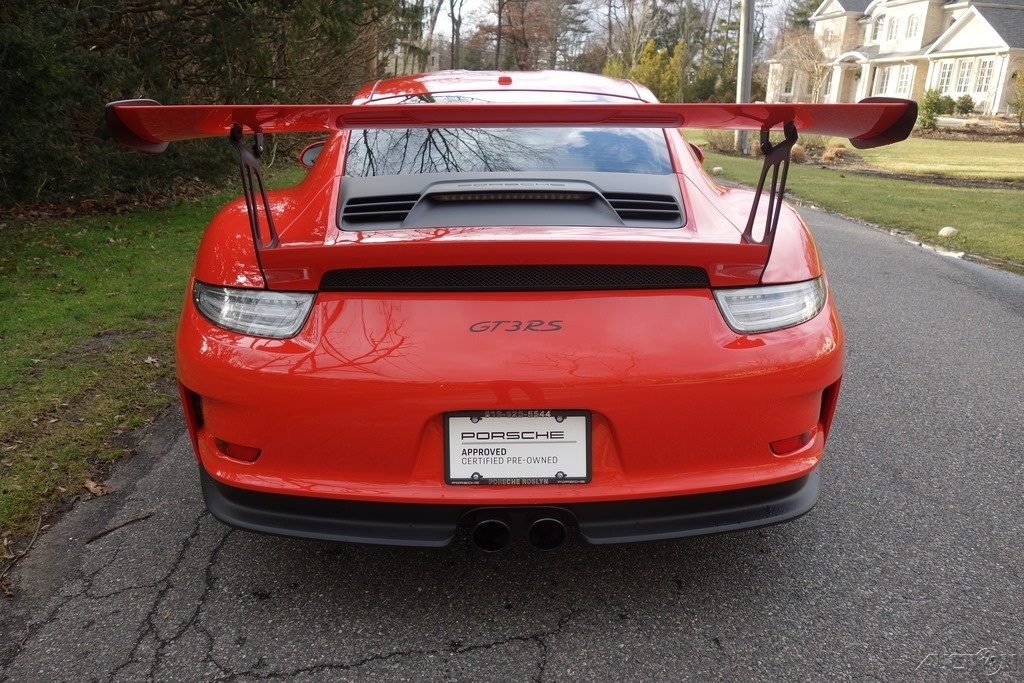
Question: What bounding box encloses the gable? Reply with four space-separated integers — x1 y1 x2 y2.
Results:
929 8 1010 53
812 0 870 18
975 6 1024 49
812 0 846 17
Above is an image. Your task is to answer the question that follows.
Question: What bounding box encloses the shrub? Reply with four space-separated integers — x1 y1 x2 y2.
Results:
1009 75 1024 131
790 144 807 163
703 129 736 153
798 134 831 152
918 89 941 130
821 143 847 163
955 94 975 116
938 95 956 115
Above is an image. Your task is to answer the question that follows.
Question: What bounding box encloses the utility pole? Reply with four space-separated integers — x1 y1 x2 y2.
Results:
734 0 755 154
495 0 504 69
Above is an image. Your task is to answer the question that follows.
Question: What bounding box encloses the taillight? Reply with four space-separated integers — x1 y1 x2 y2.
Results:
714 278 826 334
193 281 314 338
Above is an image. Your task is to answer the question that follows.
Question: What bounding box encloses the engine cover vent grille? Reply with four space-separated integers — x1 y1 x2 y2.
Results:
320 264 710 292
341 194 420 224
603 193 682 223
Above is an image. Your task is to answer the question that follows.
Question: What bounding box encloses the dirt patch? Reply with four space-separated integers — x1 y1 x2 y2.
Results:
60 322 170 367
809 162 1024 190
913 128 1024 143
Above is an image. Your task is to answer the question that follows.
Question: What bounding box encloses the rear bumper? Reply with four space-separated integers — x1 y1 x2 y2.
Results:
179 288 844 505
200 465 820 547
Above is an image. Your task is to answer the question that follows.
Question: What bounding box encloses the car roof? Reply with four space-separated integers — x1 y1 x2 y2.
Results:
352 70 655 104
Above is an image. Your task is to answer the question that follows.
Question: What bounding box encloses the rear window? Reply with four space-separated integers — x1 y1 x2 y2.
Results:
344 92 673 177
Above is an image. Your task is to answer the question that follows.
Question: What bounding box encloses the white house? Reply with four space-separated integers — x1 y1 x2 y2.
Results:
766 0 1024 115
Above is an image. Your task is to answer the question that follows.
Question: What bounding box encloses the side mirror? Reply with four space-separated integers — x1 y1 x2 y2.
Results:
688 142 705 164
298 141 326 169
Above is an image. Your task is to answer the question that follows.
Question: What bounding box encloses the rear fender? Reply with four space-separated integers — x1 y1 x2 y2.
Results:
193 133 347 288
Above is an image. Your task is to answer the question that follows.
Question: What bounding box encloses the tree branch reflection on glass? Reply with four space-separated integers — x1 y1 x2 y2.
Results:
344 126 672 177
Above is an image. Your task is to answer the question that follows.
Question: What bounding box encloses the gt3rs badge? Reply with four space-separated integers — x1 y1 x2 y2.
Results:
469 320 563 332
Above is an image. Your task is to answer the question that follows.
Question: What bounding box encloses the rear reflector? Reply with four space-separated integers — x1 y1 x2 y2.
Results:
214 438 262 463
770 432 812 456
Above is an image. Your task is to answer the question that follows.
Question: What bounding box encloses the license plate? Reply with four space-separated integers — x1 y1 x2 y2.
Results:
445 410 590 485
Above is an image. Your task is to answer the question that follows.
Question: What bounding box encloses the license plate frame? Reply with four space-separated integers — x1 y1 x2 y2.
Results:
444 410 591 485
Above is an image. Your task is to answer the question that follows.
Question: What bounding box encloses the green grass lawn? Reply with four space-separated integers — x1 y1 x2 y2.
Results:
0 167 304 536
686 130 1024 182
854 137 1024 182
698 148 1024 266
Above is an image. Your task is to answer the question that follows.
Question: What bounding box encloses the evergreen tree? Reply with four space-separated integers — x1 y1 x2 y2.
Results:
784 0 822 28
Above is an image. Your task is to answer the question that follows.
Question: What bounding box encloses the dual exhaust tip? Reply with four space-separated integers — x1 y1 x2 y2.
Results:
471 517 568 552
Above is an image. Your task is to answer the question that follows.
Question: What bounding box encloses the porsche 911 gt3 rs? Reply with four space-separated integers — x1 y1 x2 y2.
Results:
106 71 915 550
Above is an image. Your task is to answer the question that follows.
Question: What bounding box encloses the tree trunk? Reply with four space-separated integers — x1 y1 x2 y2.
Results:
606 0 613 58
420 0 444 71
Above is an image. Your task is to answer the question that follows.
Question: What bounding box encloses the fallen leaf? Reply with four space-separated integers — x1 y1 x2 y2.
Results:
83 479 111 496
143 356 160 366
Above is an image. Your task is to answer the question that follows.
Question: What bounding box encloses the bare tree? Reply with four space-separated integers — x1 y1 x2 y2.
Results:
772 27 835 101
612 0 659 69
448 0 466 68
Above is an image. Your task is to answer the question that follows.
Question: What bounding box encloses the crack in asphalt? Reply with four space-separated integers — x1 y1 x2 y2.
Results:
5 494 585 683
44 508 577 683
146 524 237 681
104 510 218 682
204 607 578 682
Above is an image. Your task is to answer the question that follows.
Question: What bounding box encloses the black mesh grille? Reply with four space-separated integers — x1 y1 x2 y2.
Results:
341 194 419 224
603 193 681 222
319 265 709 291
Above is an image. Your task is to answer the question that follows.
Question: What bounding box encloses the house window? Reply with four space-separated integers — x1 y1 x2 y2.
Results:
936 61 954 91
905 14 919 38
872 14 886 41
886 17 899 41
955 60 974 93
976 59 994 92
874 66 892 94
823 69 834 95
897 65 913 94
783 70 795 95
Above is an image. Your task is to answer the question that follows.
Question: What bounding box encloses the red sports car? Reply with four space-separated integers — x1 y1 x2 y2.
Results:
106 71 915 551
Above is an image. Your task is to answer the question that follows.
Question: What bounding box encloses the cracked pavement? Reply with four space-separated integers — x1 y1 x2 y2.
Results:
2 206 1023 681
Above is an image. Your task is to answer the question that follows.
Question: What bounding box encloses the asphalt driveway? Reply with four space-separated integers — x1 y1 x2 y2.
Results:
2 206 1022 681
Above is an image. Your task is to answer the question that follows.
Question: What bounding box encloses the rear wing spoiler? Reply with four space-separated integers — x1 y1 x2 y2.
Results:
106 98 916 281
106 99 915 151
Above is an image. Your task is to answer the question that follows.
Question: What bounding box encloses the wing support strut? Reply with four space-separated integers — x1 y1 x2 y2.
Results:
229 124 279 251
742 121 798 252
